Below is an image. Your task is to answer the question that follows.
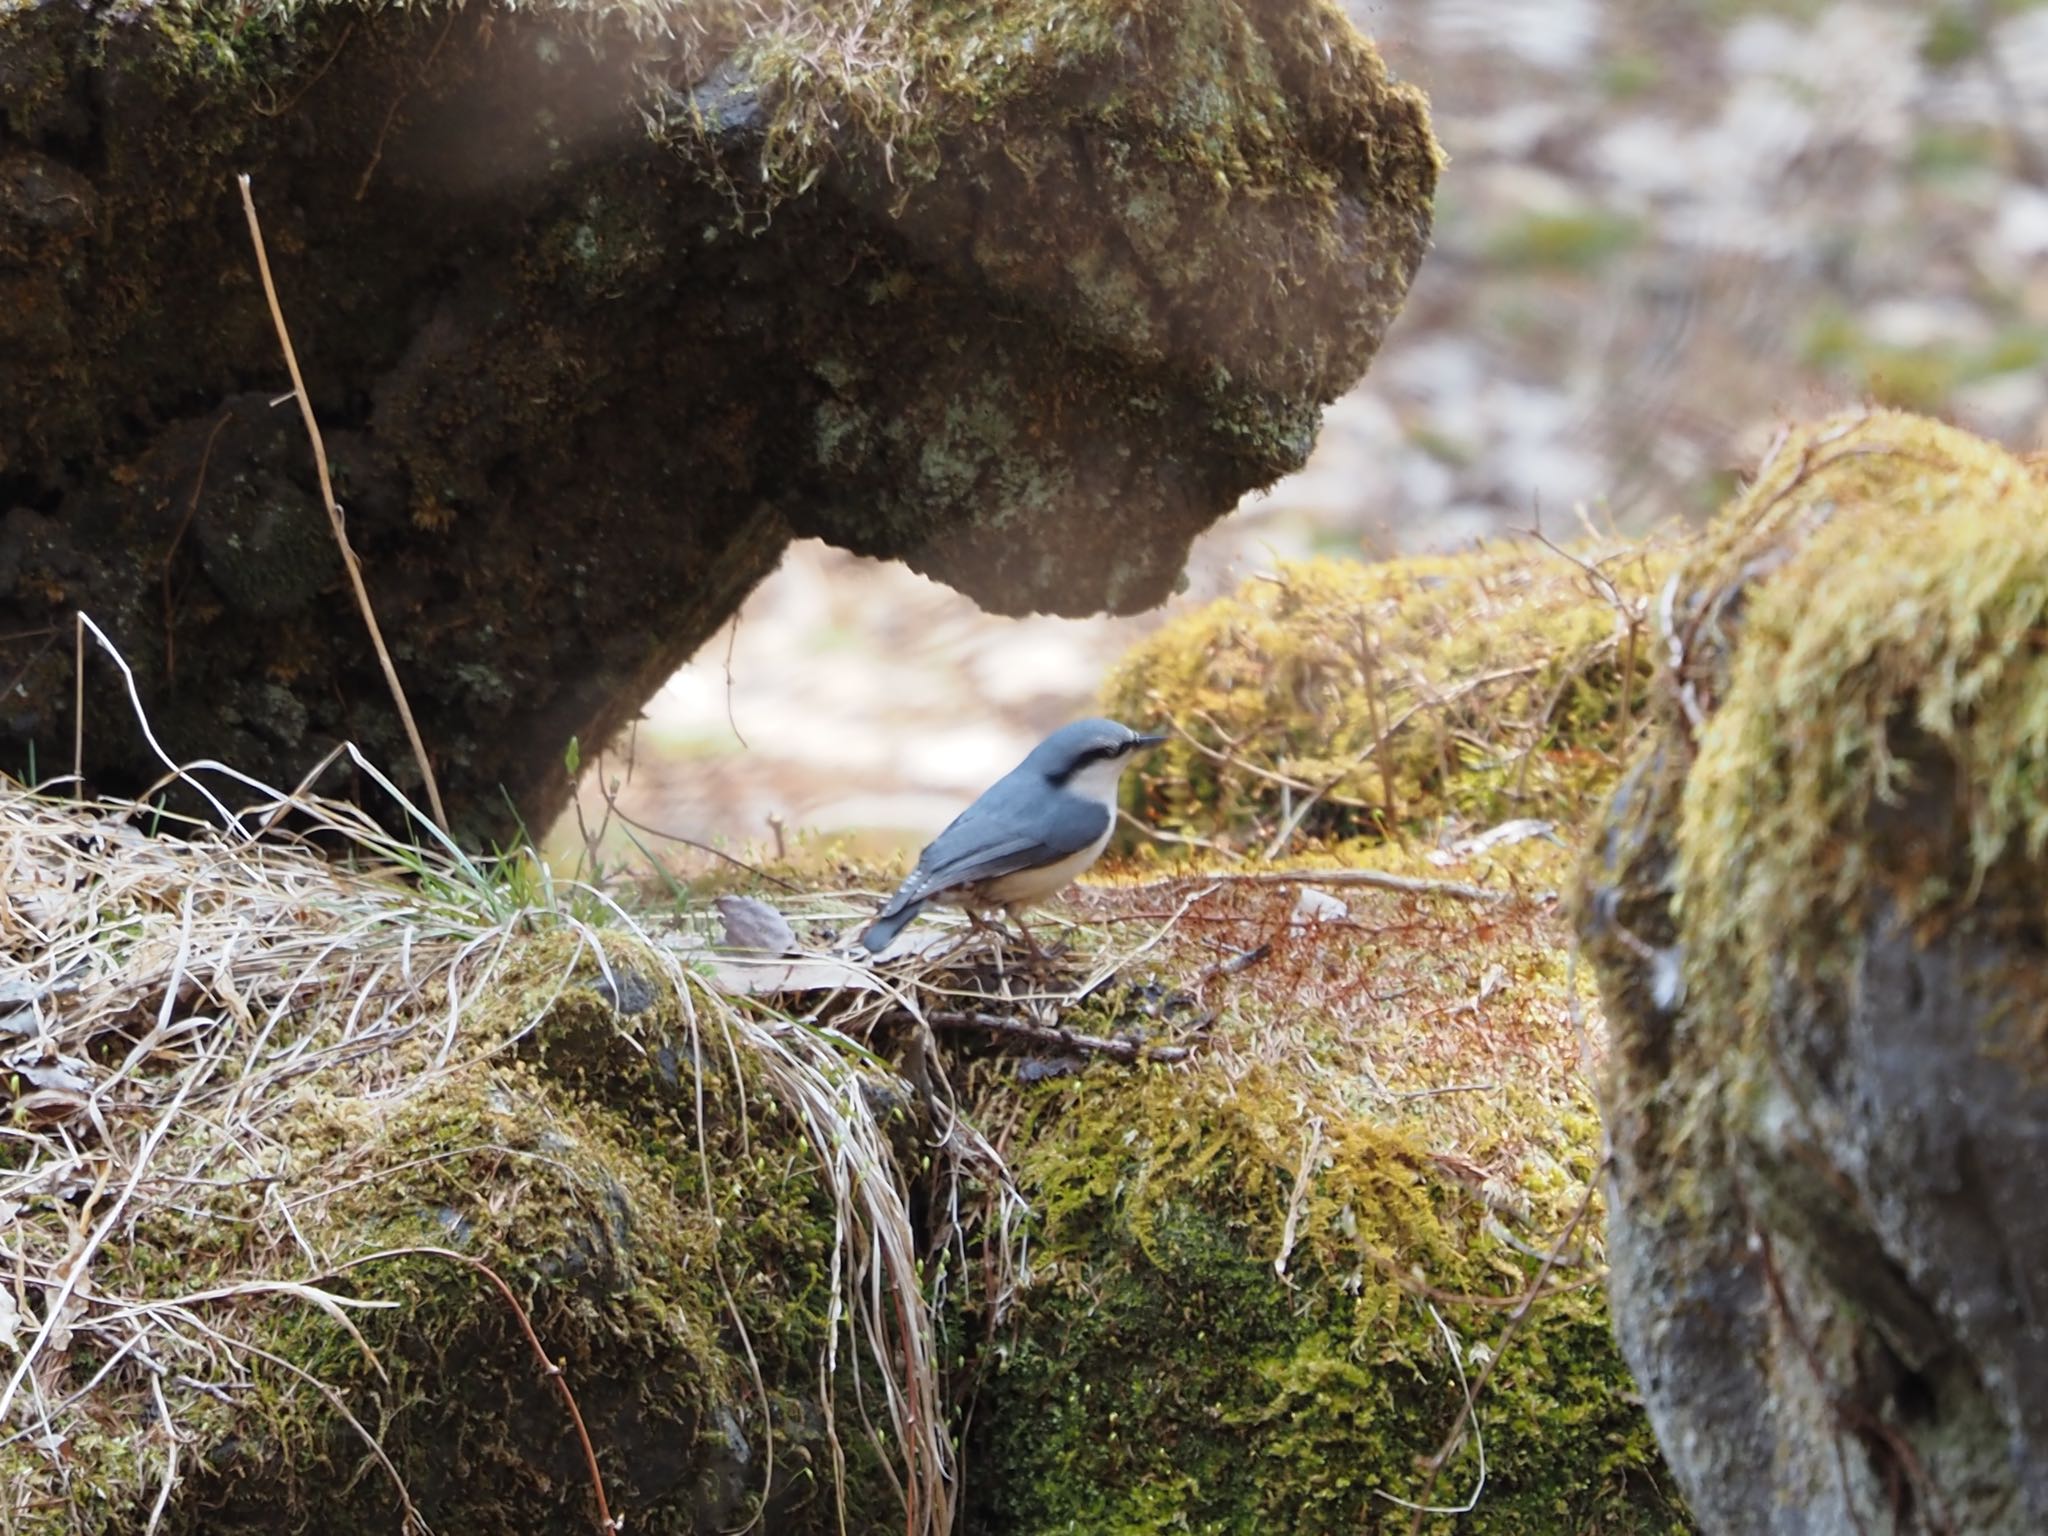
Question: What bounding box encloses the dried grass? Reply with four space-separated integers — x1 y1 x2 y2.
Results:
0 648 1027 1532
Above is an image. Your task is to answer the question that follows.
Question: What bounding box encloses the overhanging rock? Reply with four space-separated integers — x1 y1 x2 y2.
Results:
0 0 1437 843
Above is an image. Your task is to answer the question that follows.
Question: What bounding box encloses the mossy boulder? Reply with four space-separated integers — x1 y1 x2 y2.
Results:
0 0 1437 847
970 980 1681 1534
1576 409 2048 1533
0 931 905 1534
1105 542 1669 851
959 540 1688 1531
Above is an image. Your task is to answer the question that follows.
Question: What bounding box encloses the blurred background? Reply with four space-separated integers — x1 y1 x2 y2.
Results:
556 0 2048 868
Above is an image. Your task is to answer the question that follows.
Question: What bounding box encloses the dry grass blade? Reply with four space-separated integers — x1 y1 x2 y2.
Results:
234 173 448 836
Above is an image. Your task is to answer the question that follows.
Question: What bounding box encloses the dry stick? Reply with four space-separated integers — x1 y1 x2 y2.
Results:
597 790 805 893
335 1246 617 1536
1126 867 1520 904
921 1010 1190 1064
1117 807 1245 862
235 174 449 836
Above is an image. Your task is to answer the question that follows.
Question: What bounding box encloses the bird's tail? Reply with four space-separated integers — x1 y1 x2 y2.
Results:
860 898 925 955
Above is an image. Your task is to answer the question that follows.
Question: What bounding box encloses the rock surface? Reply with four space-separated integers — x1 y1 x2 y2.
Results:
1578 410 2048 1534
0 0 1436 845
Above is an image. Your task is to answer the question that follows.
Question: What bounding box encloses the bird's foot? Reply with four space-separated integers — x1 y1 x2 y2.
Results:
1007 914 1074 969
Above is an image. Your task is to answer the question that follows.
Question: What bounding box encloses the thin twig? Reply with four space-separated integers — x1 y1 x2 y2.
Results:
236 173 449 835
721 610 748 749
1374 1302 1486 1516
332 1246 617 1535
921 1010 1189 1063
1193 943 1270 987
1116 807 1245 861
1124 868 1522 904
1399 1174 1601 1531
354 11 458 202
599 798 805 892
1388 1080 1497 1102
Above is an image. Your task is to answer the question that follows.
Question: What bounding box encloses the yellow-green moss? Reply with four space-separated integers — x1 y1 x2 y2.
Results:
1105 544 1670 852
1672 411 2048 1069
971 1065 1685 1534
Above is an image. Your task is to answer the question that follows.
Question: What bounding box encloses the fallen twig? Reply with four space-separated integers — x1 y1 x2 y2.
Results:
1126 868 1524 904
1194 943 1270 987
334 1246 617 1535
921 1010 1190 1064
1394 1172 1602 1532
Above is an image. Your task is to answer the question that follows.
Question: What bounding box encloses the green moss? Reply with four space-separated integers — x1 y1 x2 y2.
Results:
1801 308 2046 414
1105 544 1670 852
1598 51 1663 102
1920 4 1986 67
973 1066 1684 1534
1673 410 2048 1080
5 937 897 1534
1910 123 2001 178
1860 348 1960 414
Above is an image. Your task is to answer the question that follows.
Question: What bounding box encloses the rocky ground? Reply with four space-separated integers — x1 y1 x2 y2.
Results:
561 0 2048 869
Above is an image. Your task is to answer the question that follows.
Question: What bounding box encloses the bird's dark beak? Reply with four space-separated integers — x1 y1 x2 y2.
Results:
1133 732 1169 751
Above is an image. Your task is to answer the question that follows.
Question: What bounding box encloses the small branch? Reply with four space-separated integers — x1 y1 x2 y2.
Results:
921 1010 1190 1064
599 798 805 893
335 1246 617 1535
1194 943 1270 987
1388 1080 1497 1102
1116 807 1245 861
236 174 449 836
1127 868 1523 904
354 11 458 202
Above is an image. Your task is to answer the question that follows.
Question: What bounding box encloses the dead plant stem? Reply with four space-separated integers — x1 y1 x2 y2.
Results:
335 1247 617 1535
235 174 448 836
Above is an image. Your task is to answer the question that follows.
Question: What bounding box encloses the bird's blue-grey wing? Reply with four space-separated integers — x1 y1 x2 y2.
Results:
889 792 1109 908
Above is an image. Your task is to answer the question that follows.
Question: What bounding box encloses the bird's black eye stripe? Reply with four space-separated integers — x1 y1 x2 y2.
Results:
1054 743 1125 785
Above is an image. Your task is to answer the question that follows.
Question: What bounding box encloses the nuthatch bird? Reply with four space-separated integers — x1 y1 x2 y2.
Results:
860 718 1167 956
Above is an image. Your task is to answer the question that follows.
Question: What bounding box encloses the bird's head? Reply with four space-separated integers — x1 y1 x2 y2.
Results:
1028 717 1169 803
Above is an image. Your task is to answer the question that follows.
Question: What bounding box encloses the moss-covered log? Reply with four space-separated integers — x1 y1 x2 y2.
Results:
0 0 1437 846
1576 410 2048 1534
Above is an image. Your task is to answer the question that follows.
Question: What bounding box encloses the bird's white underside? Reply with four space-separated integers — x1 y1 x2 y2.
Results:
967 819 1115 907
